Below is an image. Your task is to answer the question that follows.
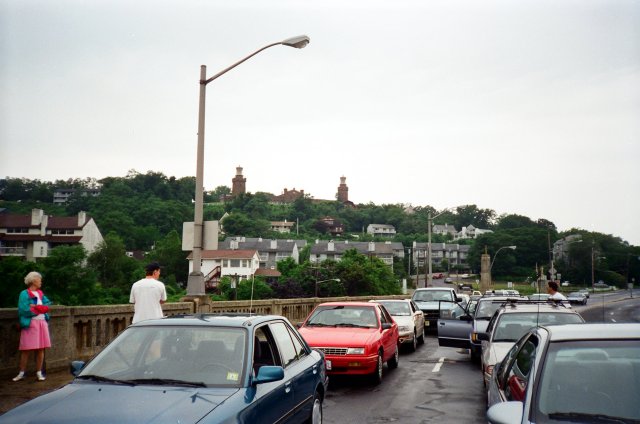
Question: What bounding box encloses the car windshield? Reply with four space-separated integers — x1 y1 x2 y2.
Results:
493 313 584 342
529 294 550 301
378 302 411 316
535 340 640 423
475 300 504 319
78 326 246 387
306 305 378 328
413 291 452 302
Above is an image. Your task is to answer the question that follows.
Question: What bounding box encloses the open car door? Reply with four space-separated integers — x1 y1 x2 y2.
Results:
437 303 473 349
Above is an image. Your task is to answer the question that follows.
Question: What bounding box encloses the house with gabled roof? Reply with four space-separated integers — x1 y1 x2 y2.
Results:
218 237 305 271
366 223 396 237
186 249 261 291
0 208 104 261
309 240 404 270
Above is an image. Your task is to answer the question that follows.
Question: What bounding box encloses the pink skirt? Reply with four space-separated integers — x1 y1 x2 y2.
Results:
19 319 51 351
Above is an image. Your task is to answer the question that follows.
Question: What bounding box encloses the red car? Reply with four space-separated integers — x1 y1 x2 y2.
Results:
298 301 400 384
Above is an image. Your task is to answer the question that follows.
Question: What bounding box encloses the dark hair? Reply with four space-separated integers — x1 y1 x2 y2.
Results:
145 262 161 275
548 281 559 292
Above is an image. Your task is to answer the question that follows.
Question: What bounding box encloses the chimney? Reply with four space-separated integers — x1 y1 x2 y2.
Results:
270 240 277 249
328 241 334 252
31 209 43 226
230 240 238 250
78 211 87 227
368 242 375 252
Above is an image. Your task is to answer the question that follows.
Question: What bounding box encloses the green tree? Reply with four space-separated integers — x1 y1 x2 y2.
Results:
0 257 42 308
145 230 188 287
87 232 141 290
40 246 101 305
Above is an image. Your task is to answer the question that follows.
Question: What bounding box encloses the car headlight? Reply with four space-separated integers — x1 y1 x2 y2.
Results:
398 325 410 332
347 347 365 355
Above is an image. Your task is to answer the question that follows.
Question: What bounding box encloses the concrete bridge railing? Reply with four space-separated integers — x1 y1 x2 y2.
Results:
0 294 409 378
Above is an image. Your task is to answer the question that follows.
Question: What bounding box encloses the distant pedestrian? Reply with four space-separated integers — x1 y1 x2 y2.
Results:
129 262 167 324
13 271 52 382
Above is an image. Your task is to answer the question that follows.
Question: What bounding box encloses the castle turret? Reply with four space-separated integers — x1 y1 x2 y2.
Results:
337 176 349 203
232 166 246 196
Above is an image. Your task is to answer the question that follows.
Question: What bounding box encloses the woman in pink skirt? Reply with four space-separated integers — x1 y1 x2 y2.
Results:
13 271 52 382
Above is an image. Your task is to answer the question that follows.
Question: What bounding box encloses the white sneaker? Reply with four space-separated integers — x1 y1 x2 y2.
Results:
36 371 45 381
12 372 25 382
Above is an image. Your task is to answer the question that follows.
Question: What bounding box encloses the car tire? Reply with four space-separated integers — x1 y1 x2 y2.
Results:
470 347 480 363
371 351 383 385
388 345 399 369
410 333 417 352
305 389 323 424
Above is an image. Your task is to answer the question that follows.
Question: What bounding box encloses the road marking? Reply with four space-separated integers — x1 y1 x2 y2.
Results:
432 357 445 372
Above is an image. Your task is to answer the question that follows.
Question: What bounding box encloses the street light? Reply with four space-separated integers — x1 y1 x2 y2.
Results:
426 209 451 287
489 245 517 279
186 35 310 295
315 278 341 297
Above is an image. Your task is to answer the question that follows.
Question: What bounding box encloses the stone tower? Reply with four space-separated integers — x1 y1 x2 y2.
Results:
231 166 246 196
337 176 349 203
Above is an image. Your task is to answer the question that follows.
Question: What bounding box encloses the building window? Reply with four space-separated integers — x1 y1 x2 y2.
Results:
7 228 29 233
230 259 240 267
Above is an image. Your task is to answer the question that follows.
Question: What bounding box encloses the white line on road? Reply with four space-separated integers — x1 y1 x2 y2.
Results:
432 357 445 372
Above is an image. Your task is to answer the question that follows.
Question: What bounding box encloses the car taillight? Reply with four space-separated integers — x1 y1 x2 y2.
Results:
485 364 494 376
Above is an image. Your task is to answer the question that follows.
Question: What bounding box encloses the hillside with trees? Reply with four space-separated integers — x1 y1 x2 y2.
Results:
1 172 638 307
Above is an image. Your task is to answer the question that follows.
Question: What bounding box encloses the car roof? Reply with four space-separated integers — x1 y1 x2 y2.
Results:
413 287 453 292
371 299 411 303
132 313 288 328
317 301 377 307
545 323 640 341
496 302 578 314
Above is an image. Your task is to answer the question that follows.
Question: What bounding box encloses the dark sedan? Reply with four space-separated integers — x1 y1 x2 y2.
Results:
0 314 328 424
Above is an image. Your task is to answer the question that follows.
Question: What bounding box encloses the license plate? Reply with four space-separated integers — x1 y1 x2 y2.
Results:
326 360 332 370
425 321 430 326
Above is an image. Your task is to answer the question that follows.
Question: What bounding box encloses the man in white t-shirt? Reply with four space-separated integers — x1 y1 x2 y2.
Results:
547 280 571 308
130 262 167 323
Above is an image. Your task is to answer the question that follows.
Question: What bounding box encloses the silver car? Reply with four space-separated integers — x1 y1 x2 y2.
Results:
478 302 584 387
487 323 640 424
371 299 425 352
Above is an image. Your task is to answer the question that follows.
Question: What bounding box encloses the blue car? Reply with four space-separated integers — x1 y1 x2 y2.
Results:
0 313 328 424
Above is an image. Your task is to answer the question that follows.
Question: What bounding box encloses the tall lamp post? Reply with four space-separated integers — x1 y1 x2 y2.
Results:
187 35 310 295
489 245 517 283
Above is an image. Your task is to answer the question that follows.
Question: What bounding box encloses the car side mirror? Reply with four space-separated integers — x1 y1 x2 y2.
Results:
381 322 392 330
455 296 462 302
295 322 303 328
477 332 490 341
69 360 85 377
486 401 523 424
253 366 285 385
459 314 473 322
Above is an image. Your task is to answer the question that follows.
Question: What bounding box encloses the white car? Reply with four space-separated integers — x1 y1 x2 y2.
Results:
371 299 425 352
478 301 585 387
487 323 640 424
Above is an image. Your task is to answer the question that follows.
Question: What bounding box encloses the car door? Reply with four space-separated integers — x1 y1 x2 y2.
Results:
410 300 425 331
269 320 319 423
377 305 398 360
437 303 473 348
241 324 294 424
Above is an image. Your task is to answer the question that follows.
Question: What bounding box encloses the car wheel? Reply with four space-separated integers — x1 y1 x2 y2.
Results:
418 326 425 345
306 389 323 424
370 351 383 385
388 345 399 369
584 299 588 305
470 346 480 363
410 332 417 352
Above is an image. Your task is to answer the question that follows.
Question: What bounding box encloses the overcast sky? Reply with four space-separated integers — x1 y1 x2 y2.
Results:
2 0 639 245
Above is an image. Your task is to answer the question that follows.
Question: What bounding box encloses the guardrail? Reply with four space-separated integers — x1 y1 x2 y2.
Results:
0 294 409 378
